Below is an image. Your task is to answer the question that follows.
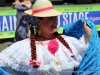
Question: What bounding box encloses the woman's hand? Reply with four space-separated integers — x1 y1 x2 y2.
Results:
83 21 92 43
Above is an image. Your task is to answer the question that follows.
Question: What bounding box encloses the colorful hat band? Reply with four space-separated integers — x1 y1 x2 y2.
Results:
32 6 54 15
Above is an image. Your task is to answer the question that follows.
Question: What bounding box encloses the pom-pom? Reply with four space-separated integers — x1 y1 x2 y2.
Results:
48 40 59 54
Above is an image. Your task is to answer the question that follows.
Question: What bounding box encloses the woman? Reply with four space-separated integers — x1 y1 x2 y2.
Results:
12 0 32 42
0 0 93 75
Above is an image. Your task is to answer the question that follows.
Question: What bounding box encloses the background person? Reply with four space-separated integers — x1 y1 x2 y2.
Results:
12 0 32 42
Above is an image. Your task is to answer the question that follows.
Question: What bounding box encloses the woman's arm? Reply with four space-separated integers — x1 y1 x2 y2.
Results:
83 21 92 44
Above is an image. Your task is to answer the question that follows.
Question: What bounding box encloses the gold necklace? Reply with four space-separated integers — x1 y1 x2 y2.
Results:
38 40 59 70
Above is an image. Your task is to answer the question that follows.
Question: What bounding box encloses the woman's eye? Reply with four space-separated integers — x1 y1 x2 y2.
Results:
48 16 56 19
49 17 53 19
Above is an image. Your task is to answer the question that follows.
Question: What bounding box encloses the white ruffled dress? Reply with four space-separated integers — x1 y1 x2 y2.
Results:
0 35 88 75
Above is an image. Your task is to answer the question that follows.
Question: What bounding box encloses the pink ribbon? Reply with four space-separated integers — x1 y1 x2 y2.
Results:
29 59 41 66
68 48 73 54
29 59 33 65
33 60 41 66
32 6 54 15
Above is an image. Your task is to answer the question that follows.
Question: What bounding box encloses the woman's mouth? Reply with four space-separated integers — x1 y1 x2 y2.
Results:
51 25 57 29
50 25 57 32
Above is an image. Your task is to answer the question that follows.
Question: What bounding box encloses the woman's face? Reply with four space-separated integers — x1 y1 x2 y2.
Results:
36 16 58 35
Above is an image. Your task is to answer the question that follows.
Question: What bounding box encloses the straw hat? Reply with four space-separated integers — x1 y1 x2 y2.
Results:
24 0 63 17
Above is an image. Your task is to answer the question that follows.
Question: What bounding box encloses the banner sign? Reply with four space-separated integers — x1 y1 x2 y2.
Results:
0 12 100 31
0 16 16 38
0 4 100 39
0 16 16 32
0 9 16 16
57 11 100 27
54 4 100 12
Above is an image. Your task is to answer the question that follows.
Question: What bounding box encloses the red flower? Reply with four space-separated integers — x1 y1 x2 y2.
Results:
48 40 59 54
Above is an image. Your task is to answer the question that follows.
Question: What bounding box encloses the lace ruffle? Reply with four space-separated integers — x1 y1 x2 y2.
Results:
0 52 33 72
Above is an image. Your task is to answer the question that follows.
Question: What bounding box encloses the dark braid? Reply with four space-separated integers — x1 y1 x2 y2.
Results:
29 17 43 68
30 26 38 68
54 32 73 53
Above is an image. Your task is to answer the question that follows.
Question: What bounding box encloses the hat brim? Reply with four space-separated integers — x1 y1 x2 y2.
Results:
24 9 63 17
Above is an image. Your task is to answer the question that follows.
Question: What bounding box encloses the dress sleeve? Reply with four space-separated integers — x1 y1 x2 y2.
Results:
62 35 89 57
77 35 89 56
0 38 32 72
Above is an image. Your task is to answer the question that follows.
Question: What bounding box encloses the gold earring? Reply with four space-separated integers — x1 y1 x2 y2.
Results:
38 30 41 36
